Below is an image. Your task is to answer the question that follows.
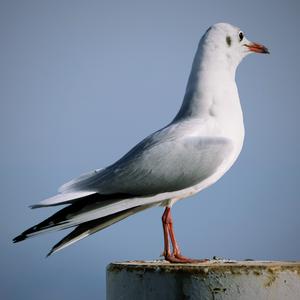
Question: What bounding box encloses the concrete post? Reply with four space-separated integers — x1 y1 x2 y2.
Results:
107 260 300 300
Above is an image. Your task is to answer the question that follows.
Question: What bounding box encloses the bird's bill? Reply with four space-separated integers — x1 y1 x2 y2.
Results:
245 42 269 54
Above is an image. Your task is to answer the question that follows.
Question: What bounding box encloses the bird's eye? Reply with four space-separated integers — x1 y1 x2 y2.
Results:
239 31 244 42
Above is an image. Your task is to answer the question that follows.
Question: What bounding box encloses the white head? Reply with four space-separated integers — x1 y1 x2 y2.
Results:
176 23 269 121
198 23 269 74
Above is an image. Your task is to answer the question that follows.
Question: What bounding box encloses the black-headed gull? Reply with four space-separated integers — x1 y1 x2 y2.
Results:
14 23 269 263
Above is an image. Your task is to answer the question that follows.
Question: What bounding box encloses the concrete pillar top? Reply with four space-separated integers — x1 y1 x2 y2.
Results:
107 260 300 300
108 259 300 275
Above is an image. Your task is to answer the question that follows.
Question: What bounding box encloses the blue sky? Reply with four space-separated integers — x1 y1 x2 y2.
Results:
1 1 299 299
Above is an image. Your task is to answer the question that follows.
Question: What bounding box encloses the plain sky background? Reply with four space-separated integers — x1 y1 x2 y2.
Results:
1 1 299 299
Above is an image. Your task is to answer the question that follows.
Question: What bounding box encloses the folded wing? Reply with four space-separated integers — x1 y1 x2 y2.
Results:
15 133 234 255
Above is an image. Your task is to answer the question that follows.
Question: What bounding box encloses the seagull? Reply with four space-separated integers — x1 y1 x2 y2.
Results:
13 23 269 263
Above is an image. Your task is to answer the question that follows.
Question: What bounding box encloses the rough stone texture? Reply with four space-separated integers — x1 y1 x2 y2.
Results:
107 260 300 300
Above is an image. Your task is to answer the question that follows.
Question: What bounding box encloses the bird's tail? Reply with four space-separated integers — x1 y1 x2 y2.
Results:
46 204 153 256
13 193 160 256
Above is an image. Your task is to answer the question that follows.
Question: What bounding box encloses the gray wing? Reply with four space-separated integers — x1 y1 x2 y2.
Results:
61 130 234 196
22 129 233 249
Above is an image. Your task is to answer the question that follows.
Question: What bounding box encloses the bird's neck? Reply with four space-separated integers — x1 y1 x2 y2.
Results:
173 40 240 122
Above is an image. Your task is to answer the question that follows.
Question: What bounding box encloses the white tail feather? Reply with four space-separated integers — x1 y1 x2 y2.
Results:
27 192 169 238
47 205 149 256
30 191 96 208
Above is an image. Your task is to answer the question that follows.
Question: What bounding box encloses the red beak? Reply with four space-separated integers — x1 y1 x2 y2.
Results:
245 42 269 54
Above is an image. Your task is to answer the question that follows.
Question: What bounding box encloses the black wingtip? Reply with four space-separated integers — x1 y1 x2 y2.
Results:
46 251 52 258
29 204 40 209
13 234 27 243
46 248 55 258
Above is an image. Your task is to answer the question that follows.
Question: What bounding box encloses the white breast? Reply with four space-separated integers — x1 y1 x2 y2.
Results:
166 84 245 205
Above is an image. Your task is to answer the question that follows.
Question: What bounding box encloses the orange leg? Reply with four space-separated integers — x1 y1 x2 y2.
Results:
162 207 208 263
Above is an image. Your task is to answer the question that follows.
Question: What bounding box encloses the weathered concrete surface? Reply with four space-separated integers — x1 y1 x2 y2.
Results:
107 260 300 300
